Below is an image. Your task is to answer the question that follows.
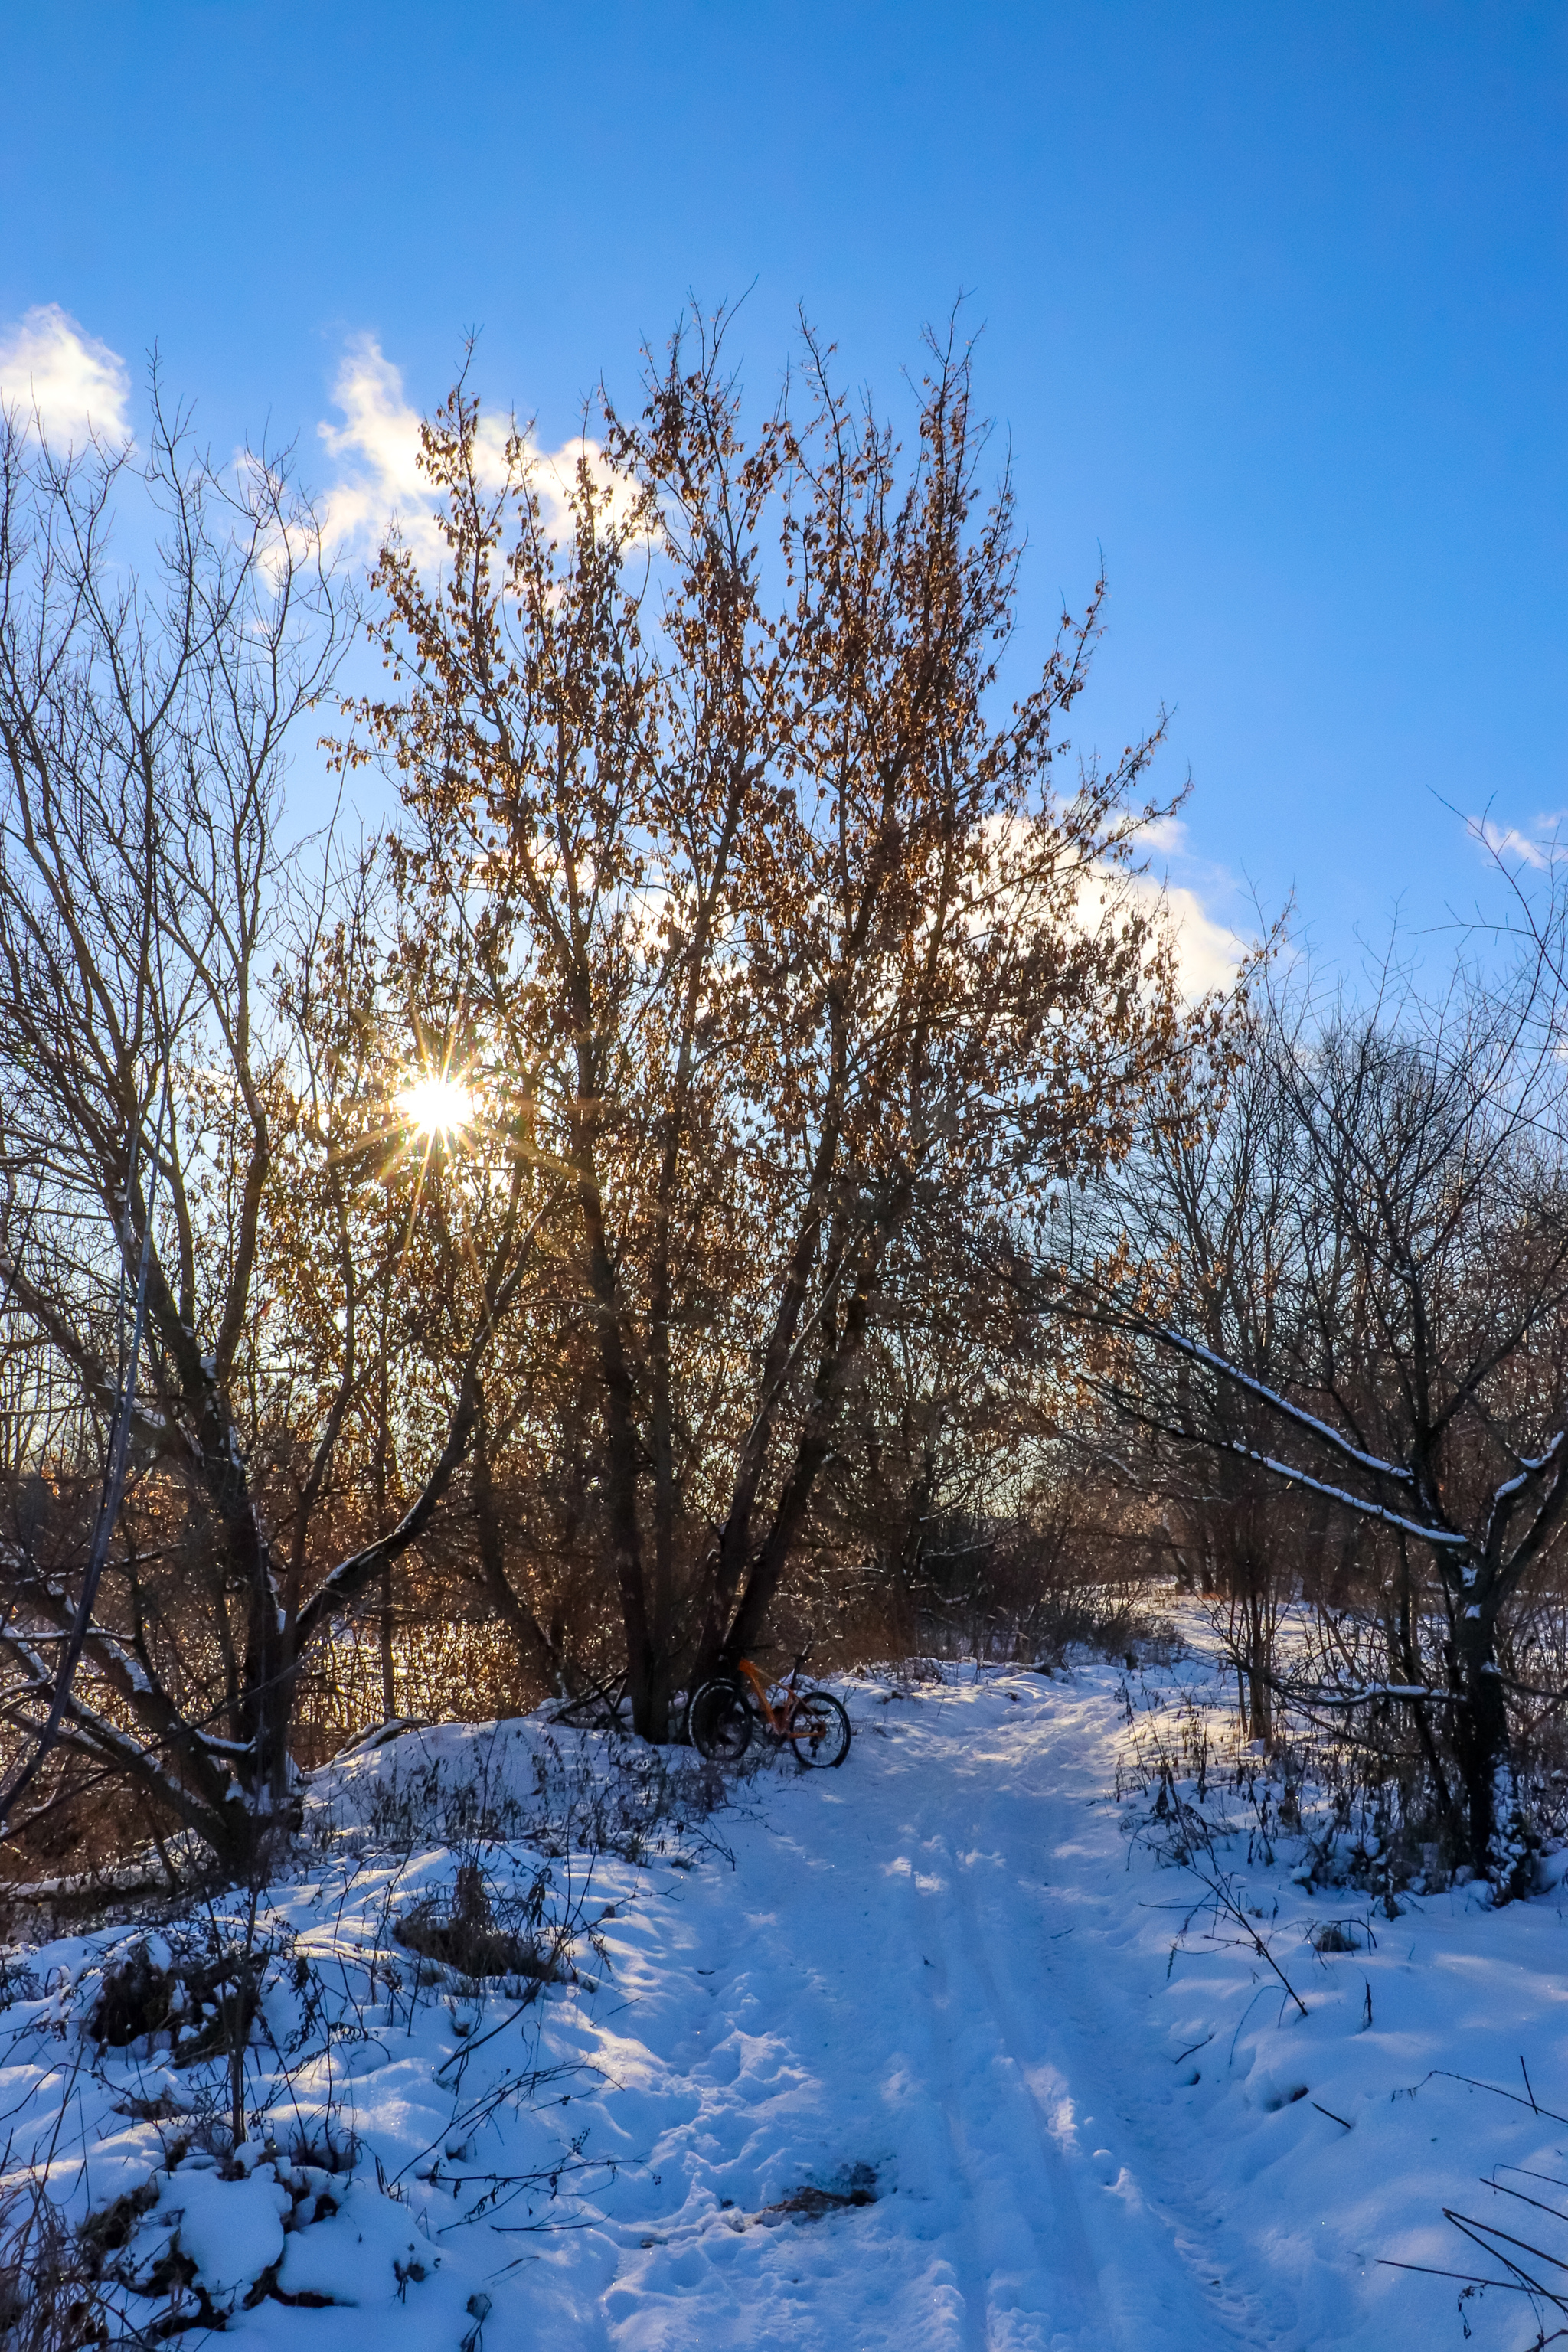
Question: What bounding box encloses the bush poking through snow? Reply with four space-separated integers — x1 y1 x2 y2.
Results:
1383 2064 1568 2338
308 1719 735 1873
1308 1919 1364 1955
85 1928 270 2066
0 2174 110 2352
394 1860 560 1986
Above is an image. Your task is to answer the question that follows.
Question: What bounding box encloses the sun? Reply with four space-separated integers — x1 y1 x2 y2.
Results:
398 1072 474 1142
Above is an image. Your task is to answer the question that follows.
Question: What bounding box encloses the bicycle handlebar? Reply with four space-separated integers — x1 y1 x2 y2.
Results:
745 1628 815 1677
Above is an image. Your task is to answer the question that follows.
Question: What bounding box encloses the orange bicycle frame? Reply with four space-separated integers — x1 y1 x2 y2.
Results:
736 1656 808 1741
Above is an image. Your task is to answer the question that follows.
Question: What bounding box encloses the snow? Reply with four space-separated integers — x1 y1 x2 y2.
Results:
155 2160 290 2295
5 1648 1568 2346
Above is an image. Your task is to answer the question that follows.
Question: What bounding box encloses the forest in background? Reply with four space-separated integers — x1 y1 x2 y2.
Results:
1 310 1565 1906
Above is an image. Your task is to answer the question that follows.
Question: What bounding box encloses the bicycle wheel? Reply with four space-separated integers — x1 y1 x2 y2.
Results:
687 1678 753 1764
789 1690 851 1769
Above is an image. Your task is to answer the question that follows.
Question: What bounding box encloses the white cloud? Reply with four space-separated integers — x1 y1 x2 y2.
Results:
1139 816 1251 997
1469 812 1568 873
985 808 1249 1004
318 333 623 568
317 335 450 564
1138 812 1191 857
1069 811 1248 1001
0 304 131 448
1106 815 1249 991
1129 871 1248 998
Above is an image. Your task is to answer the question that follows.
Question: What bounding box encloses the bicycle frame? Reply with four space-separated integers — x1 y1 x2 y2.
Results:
735 1656 813 1743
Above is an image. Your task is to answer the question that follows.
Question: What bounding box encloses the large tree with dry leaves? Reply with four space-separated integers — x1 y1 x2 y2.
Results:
354 312 1207 1739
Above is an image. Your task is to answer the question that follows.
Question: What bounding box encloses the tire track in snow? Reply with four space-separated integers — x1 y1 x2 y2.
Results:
893 1816 1117 2349
950 1693 1297 2347
886 1838 1025 2351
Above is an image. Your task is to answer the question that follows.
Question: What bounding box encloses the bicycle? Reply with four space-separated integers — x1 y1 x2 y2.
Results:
685 1645 851 1769
546 1668 631 1731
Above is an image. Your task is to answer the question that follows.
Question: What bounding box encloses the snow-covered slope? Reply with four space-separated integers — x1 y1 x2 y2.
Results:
5 1658 1568 2348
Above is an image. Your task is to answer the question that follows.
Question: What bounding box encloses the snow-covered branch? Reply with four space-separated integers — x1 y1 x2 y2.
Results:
1210 1436 1470 1549
1143 1321 1415 1487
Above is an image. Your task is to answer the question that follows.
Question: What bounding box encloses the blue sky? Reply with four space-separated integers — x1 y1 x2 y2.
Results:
1 2 1562 974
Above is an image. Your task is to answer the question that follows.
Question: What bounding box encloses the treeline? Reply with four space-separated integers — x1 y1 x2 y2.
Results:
0 317 1197 1880
3 314 1560 1906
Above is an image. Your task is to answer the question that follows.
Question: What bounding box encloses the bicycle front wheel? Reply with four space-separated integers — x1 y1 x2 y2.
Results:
789 1690 851 1769
687 1678 753 1764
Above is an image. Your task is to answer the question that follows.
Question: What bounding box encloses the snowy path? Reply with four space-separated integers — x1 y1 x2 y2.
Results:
13 1658 1568 2350
524 1670 1279 2349
511 1664 1568 2350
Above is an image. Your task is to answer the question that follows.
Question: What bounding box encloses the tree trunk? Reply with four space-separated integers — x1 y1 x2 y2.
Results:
1452 1597 1522 1890
379 1561 396 1722
571 1077 658 1738
1243 1584 1272 1744
717 1271 880 1670
375 1348 395 1721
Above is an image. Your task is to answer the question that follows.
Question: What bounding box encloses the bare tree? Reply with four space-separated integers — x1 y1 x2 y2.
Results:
0 390 537 1869
1082 947 1568 1893
1083 1005 1325 1738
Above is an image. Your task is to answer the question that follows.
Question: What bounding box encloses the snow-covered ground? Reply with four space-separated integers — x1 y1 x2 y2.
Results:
6 1647 1568 2348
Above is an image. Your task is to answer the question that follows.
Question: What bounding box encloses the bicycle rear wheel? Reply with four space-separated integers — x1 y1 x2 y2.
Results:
789 1690 851 1769
687 1678 753 1764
